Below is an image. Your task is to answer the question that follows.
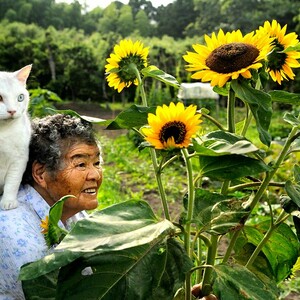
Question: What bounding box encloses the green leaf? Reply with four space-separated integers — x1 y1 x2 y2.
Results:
280 196 299 214
234 222 299 282
29 88 63 103
45 195 72 246
294 164 300 184
183 189 250 235
20 200 192 299
269 90 300 105
293 216 300 241
283 43 300 52
48 108 109 125
231 80 272 146
285 180 300 208
106 105 156 129
141 66 180 88
22 270 58 300
212 264 279 300
199 154 270 180
48 195 73 227
193 131 258 156
283 112 300 128
213 84 229 97
55 238 191 300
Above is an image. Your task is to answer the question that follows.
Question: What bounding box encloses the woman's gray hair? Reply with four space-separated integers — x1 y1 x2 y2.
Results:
22 114 100 184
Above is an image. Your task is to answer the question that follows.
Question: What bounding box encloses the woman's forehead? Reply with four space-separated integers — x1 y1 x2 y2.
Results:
64 143 100 159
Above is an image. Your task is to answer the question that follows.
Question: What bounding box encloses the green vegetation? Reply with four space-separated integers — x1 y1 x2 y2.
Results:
96 109 300 299
1 0 300 104
97 133 187 219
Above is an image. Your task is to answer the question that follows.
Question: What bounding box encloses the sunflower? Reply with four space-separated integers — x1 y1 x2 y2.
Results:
105 39 149 92
257 20 300 84
183 29 272 87
142 102 202 150
40 216 49 235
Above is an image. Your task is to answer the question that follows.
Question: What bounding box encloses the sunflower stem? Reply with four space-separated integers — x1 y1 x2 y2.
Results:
150 150 171 220
245 209 289 268
241 103 252 137
201 112 226 131
225 125 299 262
182 147 196 300
249 125 298 211
131 63 148 107
201 235 218 296
182 148 195 257
227 88 236 133
133 63 171 220
222 228 240 263
221 88 236 194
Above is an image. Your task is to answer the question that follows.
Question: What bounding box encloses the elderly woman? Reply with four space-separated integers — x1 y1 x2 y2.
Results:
0 114 103 299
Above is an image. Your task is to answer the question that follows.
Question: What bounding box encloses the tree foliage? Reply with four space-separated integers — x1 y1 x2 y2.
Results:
0 0 300 102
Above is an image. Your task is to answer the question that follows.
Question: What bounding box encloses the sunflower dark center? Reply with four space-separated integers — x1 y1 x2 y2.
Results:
267 40 287 71
206 42 260 73
119 55 146 82
159 121 187 144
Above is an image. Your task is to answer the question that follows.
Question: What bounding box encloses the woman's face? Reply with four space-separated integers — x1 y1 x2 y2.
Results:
42 142 102 216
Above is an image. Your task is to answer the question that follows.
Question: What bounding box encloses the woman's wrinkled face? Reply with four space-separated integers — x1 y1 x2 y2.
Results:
43 142 102 213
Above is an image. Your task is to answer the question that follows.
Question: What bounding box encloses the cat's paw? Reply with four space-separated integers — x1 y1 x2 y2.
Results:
0 199 18 210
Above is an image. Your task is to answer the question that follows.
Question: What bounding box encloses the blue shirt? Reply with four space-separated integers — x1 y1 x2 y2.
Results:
0 184 87 300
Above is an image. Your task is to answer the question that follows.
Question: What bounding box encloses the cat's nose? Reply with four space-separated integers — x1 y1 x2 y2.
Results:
7 110 16 116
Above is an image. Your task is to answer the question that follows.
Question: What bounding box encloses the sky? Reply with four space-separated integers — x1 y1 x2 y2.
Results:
56 0 175 10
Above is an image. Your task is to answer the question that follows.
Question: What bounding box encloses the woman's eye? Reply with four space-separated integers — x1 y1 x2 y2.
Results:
76 162 86 169
94 161 101 168
18 94 25 102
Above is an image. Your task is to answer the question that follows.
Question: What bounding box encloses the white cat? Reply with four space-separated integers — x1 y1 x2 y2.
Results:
0 65 32 210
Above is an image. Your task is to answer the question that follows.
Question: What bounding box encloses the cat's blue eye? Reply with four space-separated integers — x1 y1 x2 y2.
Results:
18 94 24 102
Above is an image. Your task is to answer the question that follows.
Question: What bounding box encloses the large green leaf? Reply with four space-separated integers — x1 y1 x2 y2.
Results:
20 200 192 299
105 105 156 129
283 112 300 128
22 270 58 300
269 90 300 105
199 154 270 180
183 188 250 235
141 66 180 88
193 131 258 156
212 264 279 300
231 80 272 146
234 222 299 282
54 238 190 300
285 180 300 208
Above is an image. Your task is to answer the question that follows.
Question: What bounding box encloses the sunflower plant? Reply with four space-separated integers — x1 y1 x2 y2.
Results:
20 22 300 300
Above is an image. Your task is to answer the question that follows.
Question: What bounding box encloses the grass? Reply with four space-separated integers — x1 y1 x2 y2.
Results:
96 131 187 220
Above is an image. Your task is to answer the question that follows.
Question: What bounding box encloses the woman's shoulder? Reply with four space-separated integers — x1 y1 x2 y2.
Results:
0 185 46 241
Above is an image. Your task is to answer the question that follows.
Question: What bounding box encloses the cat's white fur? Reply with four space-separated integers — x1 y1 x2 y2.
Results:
0 65 32 210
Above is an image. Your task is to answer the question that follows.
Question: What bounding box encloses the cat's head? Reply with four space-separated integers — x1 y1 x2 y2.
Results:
0 64 32 120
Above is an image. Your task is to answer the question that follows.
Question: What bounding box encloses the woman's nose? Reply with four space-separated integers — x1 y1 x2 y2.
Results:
87 165 102 181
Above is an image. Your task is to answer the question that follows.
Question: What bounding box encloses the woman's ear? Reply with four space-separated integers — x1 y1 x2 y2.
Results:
32 161 47 188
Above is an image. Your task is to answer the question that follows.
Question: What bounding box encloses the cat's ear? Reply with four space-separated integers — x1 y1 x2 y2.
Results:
15 64 32 85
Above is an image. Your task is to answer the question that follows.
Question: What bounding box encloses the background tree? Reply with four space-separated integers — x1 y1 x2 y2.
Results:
128 0 156 20
0 0 300 103
117 5 134 36
135 10 151 36
189 0 222 36
155 0 197 38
